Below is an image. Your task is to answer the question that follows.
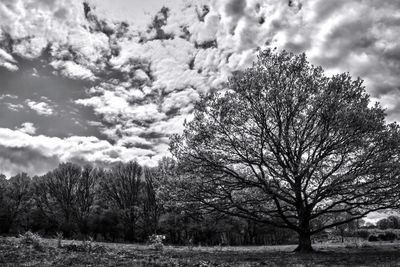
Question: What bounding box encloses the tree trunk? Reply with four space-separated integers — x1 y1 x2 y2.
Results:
295 205 314 252
294 232 313 252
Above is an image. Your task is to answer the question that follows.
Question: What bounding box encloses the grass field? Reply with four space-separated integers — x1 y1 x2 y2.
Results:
1 236 400 266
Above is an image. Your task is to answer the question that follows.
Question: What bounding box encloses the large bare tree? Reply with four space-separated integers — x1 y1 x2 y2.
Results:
171 49 400 252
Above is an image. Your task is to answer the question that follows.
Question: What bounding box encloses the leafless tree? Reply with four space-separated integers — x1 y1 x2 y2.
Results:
35 163 81 236
74 165 101 236
142 167 162 235
0 173 32 232
100 161 143 241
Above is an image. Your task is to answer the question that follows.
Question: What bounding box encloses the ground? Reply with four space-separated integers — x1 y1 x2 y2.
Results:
1 237 400 266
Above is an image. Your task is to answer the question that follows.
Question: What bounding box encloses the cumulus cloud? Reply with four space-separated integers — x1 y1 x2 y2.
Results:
4 103 24 112
0 127 163 176
0 48 18 71
17 122 37 135
56 0 400 171
25 100 54 116
51 60 96 81
0 0 111 79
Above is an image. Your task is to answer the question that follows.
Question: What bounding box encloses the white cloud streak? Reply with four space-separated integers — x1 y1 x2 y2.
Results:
25 100 54 116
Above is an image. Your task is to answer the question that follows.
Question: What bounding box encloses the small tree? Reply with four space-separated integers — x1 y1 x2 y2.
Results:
171 49 400 252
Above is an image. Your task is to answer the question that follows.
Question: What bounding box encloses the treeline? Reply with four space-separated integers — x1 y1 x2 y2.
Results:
375 216 400 230
0 159 297 245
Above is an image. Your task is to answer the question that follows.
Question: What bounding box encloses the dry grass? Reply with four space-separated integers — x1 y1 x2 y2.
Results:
1 236 400 266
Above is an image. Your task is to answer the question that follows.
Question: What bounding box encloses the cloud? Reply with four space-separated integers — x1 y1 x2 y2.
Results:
0 94 18 100
0 127 162 176
25 99 54 116
4 103 24 112
17 122 37 135
0 0 111 79
60 0 400 169
51 60 96 81
263 0 400 99
0 48 18 71
0 0 83 56
0 145 60 178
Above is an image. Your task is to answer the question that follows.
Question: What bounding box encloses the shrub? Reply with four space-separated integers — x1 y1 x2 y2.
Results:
149 234 166 251
368 235 379 242
63 239 106 253
361 242 372 248
355 230 370 239
55 232 63 248
378 234 386 241
19 231 44 251
380 232 397 242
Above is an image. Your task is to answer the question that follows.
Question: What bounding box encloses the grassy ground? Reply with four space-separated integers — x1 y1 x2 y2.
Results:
1 237 400 266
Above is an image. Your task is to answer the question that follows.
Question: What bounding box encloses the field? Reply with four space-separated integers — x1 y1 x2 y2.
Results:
1 236 400 266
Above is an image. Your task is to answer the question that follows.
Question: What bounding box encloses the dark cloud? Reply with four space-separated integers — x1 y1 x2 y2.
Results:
0 145 59 177
225 0 246 17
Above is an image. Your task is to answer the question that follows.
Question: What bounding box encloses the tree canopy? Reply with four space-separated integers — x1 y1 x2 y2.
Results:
170 49 400 252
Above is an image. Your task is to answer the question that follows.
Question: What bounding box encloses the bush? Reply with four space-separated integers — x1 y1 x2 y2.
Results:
368 235 379 242
63 238 106 253
379 232 397 242
149 234 166 251
19 231 44 251
361 242 372 248
355 230 370 239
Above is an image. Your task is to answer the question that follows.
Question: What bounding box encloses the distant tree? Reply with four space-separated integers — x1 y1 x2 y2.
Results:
376 216 400 230
331 212 361 242
74 165 101 237
0 174 6 201
171 49 400 252
142 167 162 237
0 173 32 233
34 163 81 237
377 218 389 230
386 215 400 229
100 161 144 241
0 174 8 232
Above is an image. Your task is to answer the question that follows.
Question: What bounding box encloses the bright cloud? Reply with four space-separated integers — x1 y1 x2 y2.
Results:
25 100 54 116
17 122 37 135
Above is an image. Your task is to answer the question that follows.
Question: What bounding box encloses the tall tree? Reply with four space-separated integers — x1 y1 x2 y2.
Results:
35 163 82 236
171 49 400 252
100 161 143 241
142 167 162 236
0 173 32 233
74 165 100 237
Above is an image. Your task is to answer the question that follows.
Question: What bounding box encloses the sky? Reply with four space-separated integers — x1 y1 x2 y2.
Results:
0 0 399 177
